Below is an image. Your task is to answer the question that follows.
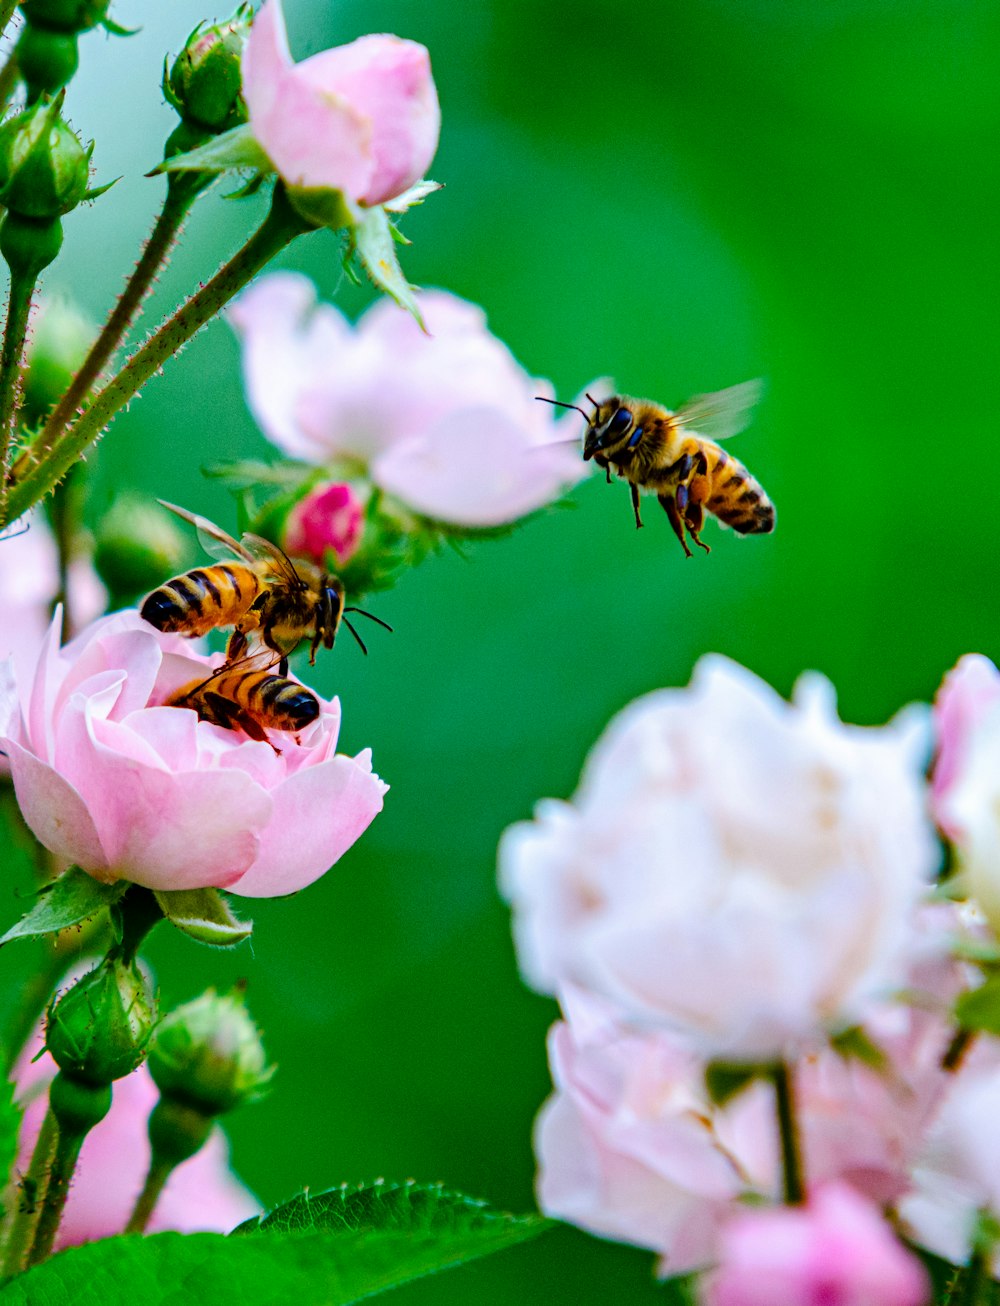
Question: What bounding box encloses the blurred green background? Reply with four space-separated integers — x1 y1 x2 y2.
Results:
2 0 998 1300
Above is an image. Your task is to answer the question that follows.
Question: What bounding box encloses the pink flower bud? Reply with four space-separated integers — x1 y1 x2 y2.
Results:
285 483 364 567
931 654 1000 840
242 0 439 207
702 1184 929 1306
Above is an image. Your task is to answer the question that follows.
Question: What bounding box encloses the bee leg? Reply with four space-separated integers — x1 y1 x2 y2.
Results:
683 501 711 555
658 494 693 559
630 482 643 529
594 453 612 485
278 656 289 677
226 630 248 662
204 693 282 755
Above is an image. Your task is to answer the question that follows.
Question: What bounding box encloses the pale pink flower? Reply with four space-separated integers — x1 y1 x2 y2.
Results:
16 1033 259 1245
284 482 364 567
535 987 769 1276
0 610 386 896
229 275 585 528
242 0 439 207
931 654 1000 841
898 1056 1000 1271
702 1184 929 1306
499 656 937 1061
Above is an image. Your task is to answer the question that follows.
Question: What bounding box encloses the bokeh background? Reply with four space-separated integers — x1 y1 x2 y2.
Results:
2 0 998 1300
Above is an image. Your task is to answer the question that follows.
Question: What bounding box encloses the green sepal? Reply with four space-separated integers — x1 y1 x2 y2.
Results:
285 184 360 232
149 122 270 177
100 16 139 35
955 974 1000 1035
0 866 127 946
949 934 1000 965
829 1024 888 1072
152 888 252 947
349 205 424 328
704 1061 766 1106
81 175 119 202
382 178 442 214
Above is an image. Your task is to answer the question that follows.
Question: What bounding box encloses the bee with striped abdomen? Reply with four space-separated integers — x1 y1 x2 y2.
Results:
169 653 321 749
140 502 388 664
540 380 775 557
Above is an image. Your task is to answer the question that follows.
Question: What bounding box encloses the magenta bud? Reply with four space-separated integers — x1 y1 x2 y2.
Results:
0 97 90 220
147 988 273 1116
166 7 251 133
46 958 157 1087
284 482 365 568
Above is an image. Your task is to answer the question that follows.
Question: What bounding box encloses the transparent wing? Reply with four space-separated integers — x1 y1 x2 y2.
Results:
189 648 284 697
674 378 764 441
240 533 304 588
158 500 254 564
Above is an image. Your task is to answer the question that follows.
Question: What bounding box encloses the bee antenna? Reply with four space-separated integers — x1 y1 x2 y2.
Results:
535 396 589 419
343 617 368 656
343 606 393 633
585 393 601 411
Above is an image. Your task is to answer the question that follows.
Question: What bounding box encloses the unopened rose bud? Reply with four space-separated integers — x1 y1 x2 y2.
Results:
148 988 272 1117
16 26 80 101
19 0 111 33
46 958 156 1087
166 7 251 133
93 494 189 605
284 482 364 567
22 295 94 426
0 97 90 221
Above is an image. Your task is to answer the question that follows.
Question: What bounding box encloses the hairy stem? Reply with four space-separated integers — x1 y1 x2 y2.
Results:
25 1115 85 1266
0 48 16 115
0 267 37 516
124 1156 172 1234
24 181 197 471
942 1027 975 1074
0 0 17 36
1 185 310 528
0 1105 57 1277
770 1060 805 1204
956 1246 989 1306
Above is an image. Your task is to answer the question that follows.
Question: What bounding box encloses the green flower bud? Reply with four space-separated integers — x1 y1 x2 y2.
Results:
15 25 79 101
46 957 156 1086
19 0 111 35
0 213 62 277
93 493 189 604
48 1071 111 1135
146 1096 213 1166
165 7 251 133
148 988 272 1116
0 97 90 220
21 294 94 425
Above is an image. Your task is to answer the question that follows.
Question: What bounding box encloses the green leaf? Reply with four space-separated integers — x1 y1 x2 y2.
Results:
350 207 424 328
150 123 271 177
955 975 1000 1035
0 868 127 947
153 889 252 948
829 1024 888 1071
704 1061 764 1106
0 1186 551 1305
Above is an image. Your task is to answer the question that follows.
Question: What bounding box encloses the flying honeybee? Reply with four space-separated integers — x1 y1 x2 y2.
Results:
141 502 389 665
540 380 775 557
169 652 320 750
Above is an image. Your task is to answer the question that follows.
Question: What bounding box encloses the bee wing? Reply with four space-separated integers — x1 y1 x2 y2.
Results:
674 378 764 441
157 500 255 563
191 647 283 695
241 533 305 588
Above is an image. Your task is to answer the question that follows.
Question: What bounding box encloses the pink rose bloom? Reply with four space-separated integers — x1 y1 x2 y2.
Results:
284 482 364 567
0 610 386 896
242 0 439 207
536 987 773 1275
500 656 937 1061
229 275 585 528
931 654 1000 840
702 1184 929 1306
16 1033 259 1246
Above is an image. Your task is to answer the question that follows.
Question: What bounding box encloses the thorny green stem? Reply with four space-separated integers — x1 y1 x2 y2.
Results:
1 185 310 528
0 0 17 37
0 267 37 517
770 1060 805 1204
25 1110 87 1266
23 180 198 473
0 1104 57 1277
124 1156 172 1234
955 1246 989 1306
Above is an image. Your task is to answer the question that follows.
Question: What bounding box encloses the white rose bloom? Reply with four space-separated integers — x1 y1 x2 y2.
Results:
499 656 937 1061
942 703 1000 932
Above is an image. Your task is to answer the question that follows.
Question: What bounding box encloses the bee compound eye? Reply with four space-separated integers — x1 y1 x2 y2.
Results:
627 426 644 449
609 407 632 435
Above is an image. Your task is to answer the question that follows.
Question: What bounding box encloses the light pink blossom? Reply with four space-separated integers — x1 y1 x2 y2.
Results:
284 482 364 567
229 275 585 528
702 1184 929 1306
500 656 937 1061
0 610 386 896
16 1033 259 1245
931 654 1000 841
242 0 439 207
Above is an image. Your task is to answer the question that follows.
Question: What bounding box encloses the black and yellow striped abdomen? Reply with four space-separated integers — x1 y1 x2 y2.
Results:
171 665 320 737
141 562 263 637
699 444 775 535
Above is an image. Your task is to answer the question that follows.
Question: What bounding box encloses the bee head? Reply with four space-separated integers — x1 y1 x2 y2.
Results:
310 575 345 661
583 398 638 461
